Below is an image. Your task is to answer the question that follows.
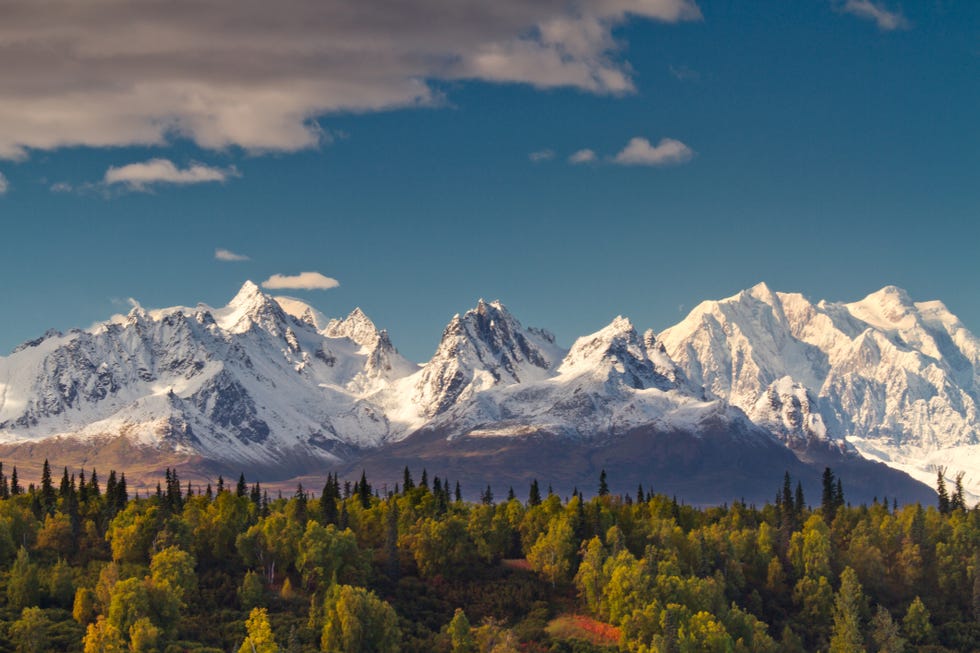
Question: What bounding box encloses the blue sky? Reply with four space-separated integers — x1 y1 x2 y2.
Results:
0 0 977 362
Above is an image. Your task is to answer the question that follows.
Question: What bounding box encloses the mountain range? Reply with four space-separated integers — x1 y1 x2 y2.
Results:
1 281 975 505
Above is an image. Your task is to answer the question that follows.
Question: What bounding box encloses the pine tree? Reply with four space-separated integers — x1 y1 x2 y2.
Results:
795 481 806 516
88 469 100 497
454 481 462 503
358 470 371 509
528 479 541 506
10 466 21 495
216 475 225 494
59 467 71 500
481 485 493 505
598 469 609 496
836 478 845 509
40 459 56 515
636 483 645 503
936 466 950 514
420 469 428 490
320 475 338 525
821 467 836 519
236 473 247 498
403 467 414 492
951 471 966 511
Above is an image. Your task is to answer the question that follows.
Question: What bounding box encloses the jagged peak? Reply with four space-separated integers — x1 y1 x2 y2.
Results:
326 307 381 348
746 281 776 303
228 280 263 305
561 316 644 369
859 285 914 308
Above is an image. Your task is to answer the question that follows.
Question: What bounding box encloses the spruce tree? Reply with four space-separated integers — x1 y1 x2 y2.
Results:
236 473 248 498
936 466 950 514
358 471 371 509
598 469 609 496
821 467 836 518
951 471 966 511
40 459 56 515
454 481 462 503
795 481 806 516
528 479 541 506
402 467 414 492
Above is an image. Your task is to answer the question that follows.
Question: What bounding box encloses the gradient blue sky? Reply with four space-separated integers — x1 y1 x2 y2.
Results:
0 0 977 362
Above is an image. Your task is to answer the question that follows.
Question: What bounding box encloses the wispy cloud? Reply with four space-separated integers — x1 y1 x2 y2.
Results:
215 248 250 262
103 159 239 191
613 137 694 167
839 0 910 30
0 0 701 159
529 149 555 162
569 149 597 164
49 182 73 193
668 64 701 81
0 172 7 195
261 272 340 291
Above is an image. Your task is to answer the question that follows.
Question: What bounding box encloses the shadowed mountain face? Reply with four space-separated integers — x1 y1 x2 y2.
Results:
0 282 954 503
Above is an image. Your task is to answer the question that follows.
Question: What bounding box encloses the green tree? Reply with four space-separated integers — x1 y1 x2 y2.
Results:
902 596 932 645
239 570 265 611
527 516 577 586
445 609 476 653
149 545 197 605
238 607 279 653
48 557 75 608
9 607 51 653
74 587 98 625
7 547 40 610
936 467 950 514
128 618 161 653
829 567 866 653
869 605 905 653
321 585 401 653
106 578 153 642
296 522 368 590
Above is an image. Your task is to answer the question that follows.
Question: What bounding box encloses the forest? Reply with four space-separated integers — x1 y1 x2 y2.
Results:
0 460 976 653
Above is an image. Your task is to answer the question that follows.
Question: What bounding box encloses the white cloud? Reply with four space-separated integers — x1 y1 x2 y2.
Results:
569 149 597 164
840 0 910 30
103 159 238 191
50 182 73 193
529 149 555 162
0 172 7 195
612 137 694 166
261 272 340 291
215 248 250 262
0 0 701 159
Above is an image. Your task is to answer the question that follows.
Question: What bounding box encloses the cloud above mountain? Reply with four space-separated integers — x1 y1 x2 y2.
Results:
215 248 250 262
839 0 910 31
261 272 340 290
613 137 694 166
0 0 701 160
104 159 239 190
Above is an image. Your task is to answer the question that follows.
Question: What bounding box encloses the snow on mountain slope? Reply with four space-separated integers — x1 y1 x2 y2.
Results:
660 283 980 498
0 282 419 469
423 315 754 444
412 300 564 417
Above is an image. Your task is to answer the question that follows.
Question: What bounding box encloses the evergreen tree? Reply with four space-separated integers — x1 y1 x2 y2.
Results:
0 462 8 500
795 481 806 515
10 466 20 495
936 466 950 514
321 474 338 525
835 478 844 510
951 471 966 511
88 469 100 497
598 469 609 496
59 466 71 500
78 470 88 504
782 472 794 513
403 466 415 492
358 470 371 509
636 483 645 503
821 467 836 518
236 473 247 498
40 459 56 515
528 479 541 506
216 475 225 494
454 481 462 503
481 485 493 505
420 469 428 490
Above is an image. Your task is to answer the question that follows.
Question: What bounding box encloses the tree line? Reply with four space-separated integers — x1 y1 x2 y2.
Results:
0 459 976 652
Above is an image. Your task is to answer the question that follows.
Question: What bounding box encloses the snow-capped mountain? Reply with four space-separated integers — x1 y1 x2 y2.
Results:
0 281 949 504
659 283 980 499
0 281 418 473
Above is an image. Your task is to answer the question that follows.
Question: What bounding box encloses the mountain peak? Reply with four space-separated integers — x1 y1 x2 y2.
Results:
228 280 266 309
326 308 381 348
746 281 776 303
